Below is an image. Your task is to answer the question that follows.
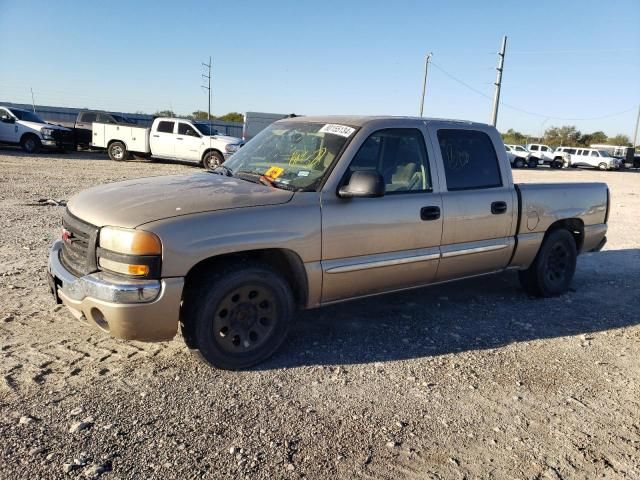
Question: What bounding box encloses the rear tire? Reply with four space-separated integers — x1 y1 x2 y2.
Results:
518 229 577 297
183 265 295 370
20 134 41 154
108 141 127 161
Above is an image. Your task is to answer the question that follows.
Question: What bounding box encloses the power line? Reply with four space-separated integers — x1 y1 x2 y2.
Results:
430 61 638 122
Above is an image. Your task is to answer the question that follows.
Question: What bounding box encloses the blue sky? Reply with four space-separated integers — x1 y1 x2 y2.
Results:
1 0 638 137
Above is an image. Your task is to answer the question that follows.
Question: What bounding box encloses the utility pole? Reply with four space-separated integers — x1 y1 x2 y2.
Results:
419 52 432 117
201 56 212 121
30 88 36 113
490 36 507 127
633 104 640 147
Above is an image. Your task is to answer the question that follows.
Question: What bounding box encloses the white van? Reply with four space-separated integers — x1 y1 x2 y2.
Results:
570 148 621 171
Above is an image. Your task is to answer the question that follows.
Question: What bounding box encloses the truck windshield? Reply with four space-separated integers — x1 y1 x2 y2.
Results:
222 121 355 191
112 114 135 124
598 150 610 157
9 108 45 123
194 122 219 136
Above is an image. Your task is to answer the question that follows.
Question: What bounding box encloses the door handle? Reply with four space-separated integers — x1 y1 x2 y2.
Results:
152 134 160 138
176 137 183 140
420 206 441 221
491 201 507 214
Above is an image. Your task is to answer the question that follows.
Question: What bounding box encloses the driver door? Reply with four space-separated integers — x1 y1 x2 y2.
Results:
176 122 202 162
320 127 443 303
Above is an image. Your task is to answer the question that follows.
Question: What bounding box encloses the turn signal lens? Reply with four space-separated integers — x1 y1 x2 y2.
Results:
99 227 161 255
99 258 150 276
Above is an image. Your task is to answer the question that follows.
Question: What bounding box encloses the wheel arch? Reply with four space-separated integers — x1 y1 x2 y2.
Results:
107 138 128 150
180 248 309 349
20 132 40 144
201 148 224 162
544 218 585 253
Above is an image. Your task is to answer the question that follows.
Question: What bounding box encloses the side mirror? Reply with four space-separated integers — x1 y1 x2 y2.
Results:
1 115 15 124
338 170 385 198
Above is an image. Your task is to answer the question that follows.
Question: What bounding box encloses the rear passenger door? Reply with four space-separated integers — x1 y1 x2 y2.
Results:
428 126 516 282
152 120 176 158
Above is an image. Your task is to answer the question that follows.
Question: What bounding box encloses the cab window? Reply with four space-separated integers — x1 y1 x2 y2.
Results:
529 145 539 151
591 151 599 157
348 128 432 193
437 129 502 191
178 123 199 136
80 112 97 123
157 121 175 134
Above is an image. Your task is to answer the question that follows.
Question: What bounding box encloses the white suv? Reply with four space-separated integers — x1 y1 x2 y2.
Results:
570 148 621 171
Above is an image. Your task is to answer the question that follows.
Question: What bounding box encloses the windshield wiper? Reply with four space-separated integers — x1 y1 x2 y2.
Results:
211 164 234 177
236 170 301 192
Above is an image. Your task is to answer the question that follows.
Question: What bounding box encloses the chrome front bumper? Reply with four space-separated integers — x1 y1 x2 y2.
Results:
48 240 161 304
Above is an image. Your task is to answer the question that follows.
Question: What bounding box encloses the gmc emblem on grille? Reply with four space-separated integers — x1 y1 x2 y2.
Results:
62 228 74 244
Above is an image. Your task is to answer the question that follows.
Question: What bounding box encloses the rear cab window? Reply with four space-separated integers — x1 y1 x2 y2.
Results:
437 129 502 191
157 121 175 134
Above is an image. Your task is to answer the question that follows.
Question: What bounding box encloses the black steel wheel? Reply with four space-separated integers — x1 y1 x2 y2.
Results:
519 229 577 297
184 265 295 369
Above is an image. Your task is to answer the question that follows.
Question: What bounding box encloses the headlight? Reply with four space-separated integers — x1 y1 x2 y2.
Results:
42 128 55 138
98 227 162 277
99 227 161 255
225 143 241 153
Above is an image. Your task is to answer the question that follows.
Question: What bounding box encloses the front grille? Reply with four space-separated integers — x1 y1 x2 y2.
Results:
52 129 74 144
60 210 99 277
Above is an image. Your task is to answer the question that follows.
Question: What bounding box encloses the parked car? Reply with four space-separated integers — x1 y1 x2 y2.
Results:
0 106 74 153
569 148 622 170
505 144 532 168
56 110 137 149
48 116 609 369
527 143 570 168
91 117 243 168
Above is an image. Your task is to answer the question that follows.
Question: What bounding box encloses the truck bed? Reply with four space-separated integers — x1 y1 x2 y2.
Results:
92 122 150 153
510 182 609 268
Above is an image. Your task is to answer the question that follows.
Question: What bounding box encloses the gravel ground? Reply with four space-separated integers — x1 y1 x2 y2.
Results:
1 148 639 479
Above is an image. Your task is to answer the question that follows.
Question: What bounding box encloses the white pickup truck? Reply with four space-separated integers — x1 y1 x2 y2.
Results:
92 117 244 169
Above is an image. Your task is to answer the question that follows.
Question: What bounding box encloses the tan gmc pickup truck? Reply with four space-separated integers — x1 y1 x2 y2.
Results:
48 116 609 369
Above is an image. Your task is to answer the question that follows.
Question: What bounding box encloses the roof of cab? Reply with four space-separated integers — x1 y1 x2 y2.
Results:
276 115 489 128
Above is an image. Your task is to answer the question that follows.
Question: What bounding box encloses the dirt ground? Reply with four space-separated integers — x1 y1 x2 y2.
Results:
0 148 638 479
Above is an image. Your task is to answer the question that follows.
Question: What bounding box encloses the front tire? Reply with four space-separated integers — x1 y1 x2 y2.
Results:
203 151 224 171
514 158 525 169
21 134 41 154
108 141 127 161
598 162 608 171
184 265 295 370
518 229 577 297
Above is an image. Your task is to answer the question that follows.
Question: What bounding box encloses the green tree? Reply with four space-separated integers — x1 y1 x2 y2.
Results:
218 112 244 123
153 110 176 118
501 128 527 145
579 131 607 147
543 125 581 147
191 110 211 120
607 134 631 146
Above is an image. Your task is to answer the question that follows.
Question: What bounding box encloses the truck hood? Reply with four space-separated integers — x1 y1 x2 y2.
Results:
208 134 242 144
19 120 71 132
67 173 294 229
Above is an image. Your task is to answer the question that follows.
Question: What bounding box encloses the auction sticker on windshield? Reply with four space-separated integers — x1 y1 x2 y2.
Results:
319 124 356 137
264 166 284 180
